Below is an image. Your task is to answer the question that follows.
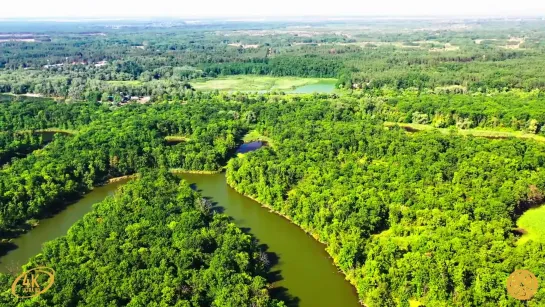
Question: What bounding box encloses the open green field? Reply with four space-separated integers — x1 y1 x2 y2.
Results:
409 300 424 307
384 122 545 142
17 128 78 135
242 130 272 143
190 75 337 92
242 130 275 148
165 135 190 142
517 205 545 245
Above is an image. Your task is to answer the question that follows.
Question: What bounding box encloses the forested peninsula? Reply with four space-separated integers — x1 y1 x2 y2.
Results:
3 170 284 306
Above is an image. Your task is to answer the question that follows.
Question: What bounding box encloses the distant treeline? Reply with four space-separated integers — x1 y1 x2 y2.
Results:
2 23 545 98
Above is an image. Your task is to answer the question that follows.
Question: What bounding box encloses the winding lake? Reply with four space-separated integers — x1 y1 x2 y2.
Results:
179 173 360 307
0 149 359 306
0 179 130 273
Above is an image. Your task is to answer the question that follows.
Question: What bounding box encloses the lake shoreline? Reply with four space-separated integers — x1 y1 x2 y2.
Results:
1 174 134 244
2 168 363 305
106 174 139 183
225 176 363 306
0 169 219 264
105 170 223 184
0 179 132 274
181 171 361 306
170 169 223 174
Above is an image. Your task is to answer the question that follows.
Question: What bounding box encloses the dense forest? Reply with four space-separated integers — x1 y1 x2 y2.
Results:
1 91 544 306
0 97 248 238
0 131 45 166
1 18 545 307
342 89 545 133
225 98 545 306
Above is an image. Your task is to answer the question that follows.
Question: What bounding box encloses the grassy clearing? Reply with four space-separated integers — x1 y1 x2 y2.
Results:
190 75 336 92
242 130 274 147
36 128 78 135
517 205 545 245
106 174 139 183
270 78 327 90
105 80 143 86
1 93 57 102
409 300 424 307
384 122 545 142
16 128 78 135
165 135 190 142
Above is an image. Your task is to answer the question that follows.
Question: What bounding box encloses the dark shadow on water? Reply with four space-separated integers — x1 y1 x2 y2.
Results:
165 140 184 146
184 180 300 307
208 199 224 214
0 242 18 258
267 269 283 283
258 244 279 267
257 244 300 307
186 183 225 214
0 242 26 276
512 227 527 238
239 227 252 235
513 197 544 220
402 126 421 133
0 190 86 242
270 286 300 307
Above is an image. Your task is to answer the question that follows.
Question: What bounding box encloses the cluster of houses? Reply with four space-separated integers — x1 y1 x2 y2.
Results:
99 93 150 105
94 61 108 67
121 95 151 104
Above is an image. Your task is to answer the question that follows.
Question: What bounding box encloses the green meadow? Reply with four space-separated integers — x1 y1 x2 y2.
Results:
190 75 337 91
384 122 545 142
517 205 545 245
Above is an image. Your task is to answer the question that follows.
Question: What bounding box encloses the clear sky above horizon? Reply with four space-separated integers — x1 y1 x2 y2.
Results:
1 0 544 19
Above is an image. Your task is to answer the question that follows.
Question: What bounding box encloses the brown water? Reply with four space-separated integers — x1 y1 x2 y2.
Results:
0 171 360 307
0 179 130 273
180 173 361 307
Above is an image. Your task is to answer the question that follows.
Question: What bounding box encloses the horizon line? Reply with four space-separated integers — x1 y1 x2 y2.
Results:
1 14 545 22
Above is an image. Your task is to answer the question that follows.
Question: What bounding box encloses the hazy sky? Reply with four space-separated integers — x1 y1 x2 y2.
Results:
1 0 544 19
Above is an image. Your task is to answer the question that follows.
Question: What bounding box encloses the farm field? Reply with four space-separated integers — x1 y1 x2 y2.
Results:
190 75 337 92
